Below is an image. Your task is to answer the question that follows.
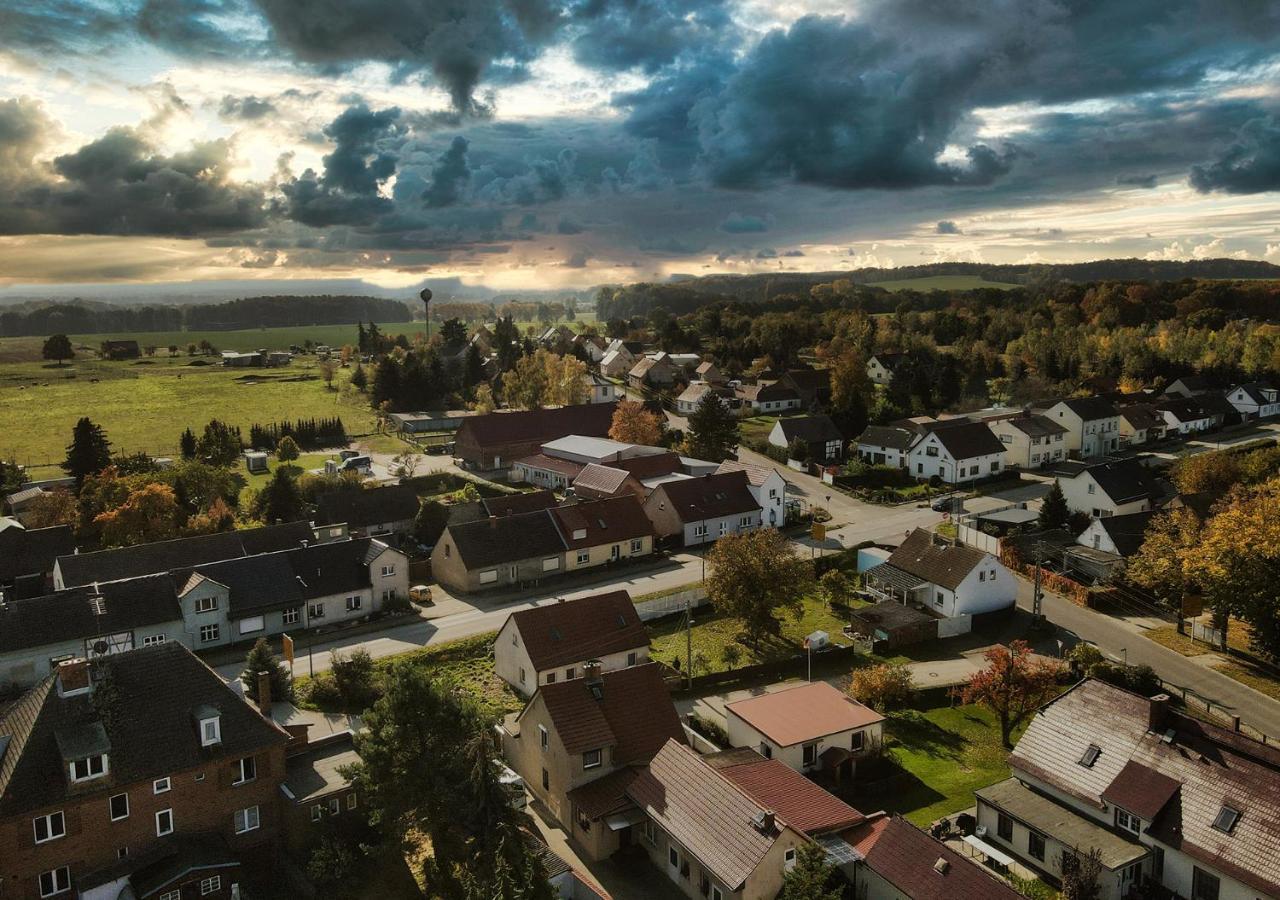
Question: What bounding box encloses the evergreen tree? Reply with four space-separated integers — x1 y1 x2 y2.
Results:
350 361 367 391
179 427 197 459
371 357 401 408
684 392 740 462
62 417 112 488
196 419 243 467
241 637 293 703
276 435 300 463
252 468 305 524
463 344 485 389
356 321 368 353
1038 479 1070 530
778 841 844 900
413 499 450 546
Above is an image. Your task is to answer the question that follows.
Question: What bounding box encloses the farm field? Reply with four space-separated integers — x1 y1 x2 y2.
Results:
866 275 1021 292
0 353 379 470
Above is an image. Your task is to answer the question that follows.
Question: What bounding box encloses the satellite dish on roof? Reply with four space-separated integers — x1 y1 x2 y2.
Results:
92 640 109 656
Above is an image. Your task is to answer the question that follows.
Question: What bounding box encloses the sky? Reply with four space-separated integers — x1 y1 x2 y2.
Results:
1 0 1280 294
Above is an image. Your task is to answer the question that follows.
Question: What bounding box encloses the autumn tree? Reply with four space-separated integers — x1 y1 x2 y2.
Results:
818 569 854 608
1127 507 1205 631
847 662 913 712
319 359 339 390
184 497 236 535
609 398 663 445
956 640 1061 748
502 349 549 410
706 529 815 650
827 346 871 436
62 417 113 488
1038 479 1069 530
94 483 183 547
21 491 78 529
471 383 497 413
684 391 740 462
42 334 74 366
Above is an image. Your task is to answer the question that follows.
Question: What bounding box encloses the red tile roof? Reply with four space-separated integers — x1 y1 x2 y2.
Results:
456 403 618 449
532 663 683 763
566 766 642 821
715 756 864 835
725 682 883 747
513 453 586 478
572 464 633 496
549 496 653 550
1101 760 1182 820
508 590 649 672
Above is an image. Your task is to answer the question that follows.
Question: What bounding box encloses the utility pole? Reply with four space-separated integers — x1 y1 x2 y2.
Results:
1032 541 1044 619
685 593 693 691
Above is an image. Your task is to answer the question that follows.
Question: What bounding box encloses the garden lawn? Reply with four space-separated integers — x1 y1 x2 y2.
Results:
648 594 858 674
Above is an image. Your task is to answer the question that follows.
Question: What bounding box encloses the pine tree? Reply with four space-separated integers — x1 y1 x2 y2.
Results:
778 841 843 900
196 419 243 467
252 468 305 524
684 392 740 462
241 637 293 703
350 361 367 391
179 427 197 459
62 417 112 488
1039 478 1070 530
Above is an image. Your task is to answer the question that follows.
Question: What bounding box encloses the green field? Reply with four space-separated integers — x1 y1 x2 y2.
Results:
866 275 1021 292
0 353 379 469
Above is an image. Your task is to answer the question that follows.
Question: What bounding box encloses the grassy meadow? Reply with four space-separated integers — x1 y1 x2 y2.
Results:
867 275 1021 292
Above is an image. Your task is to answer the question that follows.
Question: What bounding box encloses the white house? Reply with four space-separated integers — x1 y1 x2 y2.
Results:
988 413 1068 468
865 352 906 386
906 421 1006 484
715 460 786 528
863 528 1017 627
1039 397 1121 458
853 425 916 468
600 345 636 378
641 470 761 547
724 682 884 778
581 372 618 404
494 590 650 697
1224 383 1280 421
1052 459 1162 519
1075 510 1156 558
1155 397 1216 435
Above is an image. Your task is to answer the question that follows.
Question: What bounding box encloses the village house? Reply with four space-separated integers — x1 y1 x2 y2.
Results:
905 420 1007 484
642 471 761 547
511 452 585 490
0 643 290 900
482 489 560 517
1076 510 1158 559
0 521 74 599
865 352 906 386
1117 402 1167 447
1051 458 1163 519
600 341 638 378
4 486 51 524
549 496 655 574
853 425 916 469
628 353 677 391
863 528 1017 629
724 682 884 781
775 368 832 409
1162 375 1224 398
452 402 620 471
574 333 607 364
494 590 650 697
975 678 1280 900
571 463 647 501
581 372 617 403
279 730 363 858
1154 396 1217 435
768 415 846 463
313 484 421 541
675 382 738 416
735 382 802 415
989 413 1069 468
694 360 725 384
1224 382 1280 421
714 460 786 528
1038 397 1122 458
499 662 684 859
705 749 866 839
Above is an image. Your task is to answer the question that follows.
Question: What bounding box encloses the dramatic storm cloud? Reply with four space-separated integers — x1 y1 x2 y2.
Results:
0 0 1279 287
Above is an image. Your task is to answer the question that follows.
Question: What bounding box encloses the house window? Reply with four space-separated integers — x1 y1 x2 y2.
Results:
979 571 986 582
718 521 728 536
740 516 751 527
577 551 590 564
541 769 549 791
283 606 300 625
70 754 107 782
850 730 865 752
627 651 638 666
712 888 723 900
542 557 559 572
347 793 358 810
346 595 362 611
1028 831 1045 861
1121 861 1141 884
693 524 708 538
39 867 71 897
997 812 1013 841
195 596 218 613
238 615 264 635
311 804 323 823
200 876 222 896
1087 483 1096 494
154 777 171 794
1211 805 1240 834
142 634 166 647
630 539 643 552
934 591 945 607
1192 867 1220 900
519 667 526 685
539 725 548 750
546 672 556 684
329 797 341 815
201 717 221 747
784 847 797 871
155 808 174 836
990 462 1000 473
1079 744 1101 767
802 743 818 767
669 847 680 869
566 667 575 679
160 891 181 900
110 793 129 821
33 811 65 843
759 742 772 759
1115 808 1140 834
118 847 128 860
199 623 220 643
381 564 396 577
233 756 256 785
234 805 260 834
309 601 325 619
583 749 602 769
480 569 498 584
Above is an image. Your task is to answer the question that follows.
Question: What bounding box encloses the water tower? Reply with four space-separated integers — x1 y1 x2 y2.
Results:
419 288 432 343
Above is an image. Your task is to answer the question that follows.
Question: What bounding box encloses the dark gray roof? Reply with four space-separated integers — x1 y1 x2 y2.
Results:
1095 510 1157 557
776 414 844 444
926 421 1006 460
0 573 180 653
886 529 988 590
1003 414 1068 439
182 553 301 616
56 521 313 587
1118 402 1166 431
0 524 74 585
482 489 559 517
650 471 759 523
856 426 916 451
315 485 420 528
282 732 360 803
1056 396 1120 420
445 509 566 568
0 643 287 817
1228 382 1277 405
1082 458 1163 505
455 402 619 449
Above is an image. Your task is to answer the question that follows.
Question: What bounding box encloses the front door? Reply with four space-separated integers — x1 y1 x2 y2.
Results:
618 825 632 849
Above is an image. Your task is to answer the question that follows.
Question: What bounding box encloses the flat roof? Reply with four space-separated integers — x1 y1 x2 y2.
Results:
542 434 635 458
725 682 883 747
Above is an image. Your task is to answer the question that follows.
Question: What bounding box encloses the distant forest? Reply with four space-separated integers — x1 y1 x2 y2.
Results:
0 295 413 337
597 258 1280 320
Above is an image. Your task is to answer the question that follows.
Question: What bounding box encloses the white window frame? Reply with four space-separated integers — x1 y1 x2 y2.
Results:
480 569 498 584
630 539 643 552
234 805 260 834
70 754 107 783
233 755 256 785
109 792 129 821
195 595 218 613
693 524 708 538
328 797 341 816
783 847 797 871
347 793 358 810
308 601 325 619
155 808 174 837
311 804 323 823
142 634 166 647
200 875 222 896
283 606 300 625
381 564 396 577
346 595 362 611
583 749 602 770
539 725 548 750
39 866 71 898
576 550 590 564
154 776 171 794
199 623 220 644
160 889 182 900
33 811 66 844
200 716 221 747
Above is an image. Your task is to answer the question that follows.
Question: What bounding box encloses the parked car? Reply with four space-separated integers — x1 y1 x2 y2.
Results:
931 493 962 512
409 584 433 605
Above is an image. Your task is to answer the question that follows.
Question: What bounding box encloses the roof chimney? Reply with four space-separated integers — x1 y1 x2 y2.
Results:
56 658 91 697
1149 693 1170 732
584 658 603 681
752 810 776 833
256 670 273 718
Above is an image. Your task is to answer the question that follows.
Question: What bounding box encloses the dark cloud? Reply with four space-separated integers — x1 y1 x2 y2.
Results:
755 247 777 259
423 136 471 207
1190 116 1280 194
721 212 769 233
556 217 583 234
567 0 733 73
935 220 960 234
563 249 589 267
218 94 276 120
1116 174 1158 188
782 249 805 257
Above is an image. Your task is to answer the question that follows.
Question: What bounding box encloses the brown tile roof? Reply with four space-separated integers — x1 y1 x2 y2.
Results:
444 509 566 568
1101 760 1182 820
626 740 787 890
512 453 586 478
649 470 758 523
455 402 618 450
613 452 683 479
566 766 642 820
509 590 649 672
533 663 683 763
572 464 633 497
843 815 1025 900
713 754 865 834
549 496 653 550
714 459 780 487
886 528 988 591
724 682 883 747
482 489 559 517
1010 678 1280 897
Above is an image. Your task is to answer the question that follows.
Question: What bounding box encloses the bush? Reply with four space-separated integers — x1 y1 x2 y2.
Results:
688 713 729 747
330 648 383 710
298 671 343 709
382 591 413 614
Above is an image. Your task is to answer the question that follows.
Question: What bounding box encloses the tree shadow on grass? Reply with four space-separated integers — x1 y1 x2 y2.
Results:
886 710 967 761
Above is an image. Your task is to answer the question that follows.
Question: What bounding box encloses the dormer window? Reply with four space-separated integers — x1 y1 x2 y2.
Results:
1211 805 1240 834
201 718 221 747
70 754 107 783
1079 744 1101 767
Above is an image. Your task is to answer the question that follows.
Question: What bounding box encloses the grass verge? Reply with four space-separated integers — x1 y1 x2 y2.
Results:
1211 661 1280 703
